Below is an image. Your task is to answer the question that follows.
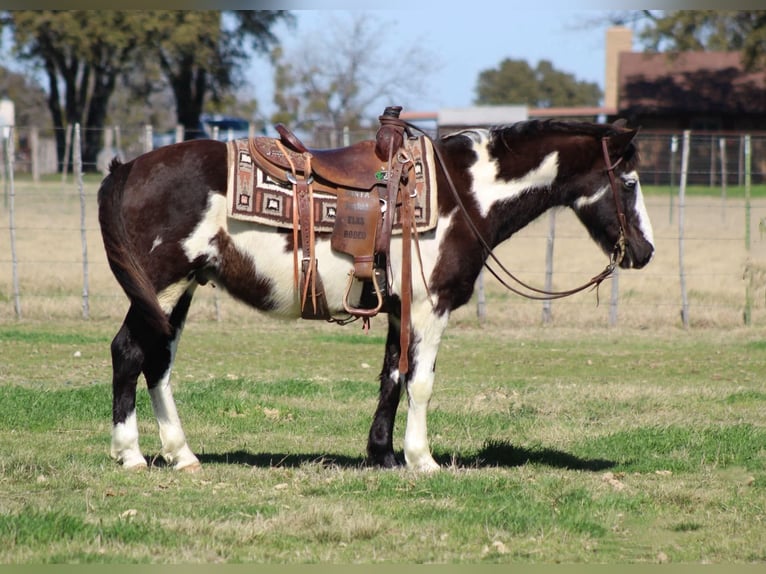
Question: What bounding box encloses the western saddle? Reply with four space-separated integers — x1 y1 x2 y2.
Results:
247 106 424 375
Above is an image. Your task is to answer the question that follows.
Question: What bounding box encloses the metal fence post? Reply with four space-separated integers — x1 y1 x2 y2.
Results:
74 123 90 320
678 130 690 329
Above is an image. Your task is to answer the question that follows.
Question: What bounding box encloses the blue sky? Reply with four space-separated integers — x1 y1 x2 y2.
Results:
246 8 631 118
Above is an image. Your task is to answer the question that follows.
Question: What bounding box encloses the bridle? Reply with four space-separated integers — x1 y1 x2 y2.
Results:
404 121 630 301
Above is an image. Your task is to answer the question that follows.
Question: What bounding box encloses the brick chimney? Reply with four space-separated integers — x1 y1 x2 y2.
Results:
604 26 633 112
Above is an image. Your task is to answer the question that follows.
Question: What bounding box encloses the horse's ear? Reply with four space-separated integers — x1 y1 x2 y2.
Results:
607 127 639 159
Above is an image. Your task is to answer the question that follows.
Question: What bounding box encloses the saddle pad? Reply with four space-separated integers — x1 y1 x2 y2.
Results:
226 136 438 234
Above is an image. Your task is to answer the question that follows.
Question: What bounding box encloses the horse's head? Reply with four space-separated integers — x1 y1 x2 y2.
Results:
568 121 654 269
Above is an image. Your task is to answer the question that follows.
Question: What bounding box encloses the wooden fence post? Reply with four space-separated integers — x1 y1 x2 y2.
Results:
62 124 72 184
7 127 21 319
144 125 153 153
30 126 39 182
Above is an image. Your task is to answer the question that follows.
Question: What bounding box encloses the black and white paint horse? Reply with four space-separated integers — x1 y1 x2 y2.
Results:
98 119 654 472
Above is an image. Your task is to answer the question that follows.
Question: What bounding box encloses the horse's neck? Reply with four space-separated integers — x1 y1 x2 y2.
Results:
486 185 564 248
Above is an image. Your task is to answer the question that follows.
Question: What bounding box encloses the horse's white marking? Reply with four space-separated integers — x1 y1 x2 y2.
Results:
227 219 363 315
156 279 193 314
573 184 609 209
182 192 226 264
147 316 200 470
111 411 147 469
628 172 655 248
150 236 163 253
403 303 450 472
469 132 559 217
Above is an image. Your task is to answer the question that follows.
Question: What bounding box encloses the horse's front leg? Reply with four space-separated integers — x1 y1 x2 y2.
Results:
367 313 404 468
402 302 449 472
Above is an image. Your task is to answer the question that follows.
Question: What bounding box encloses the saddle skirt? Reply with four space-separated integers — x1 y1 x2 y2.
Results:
226 136 439 234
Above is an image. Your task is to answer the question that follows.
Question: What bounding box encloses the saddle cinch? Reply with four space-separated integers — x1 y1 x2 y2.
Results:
241 106 433 326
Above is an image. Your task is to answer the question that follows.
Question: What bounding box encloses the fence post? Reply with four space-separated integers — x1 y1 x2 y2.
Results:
669 135 677 224
719 137 727 223
678 130 690 329
1 136 5 209
74 123 90 320
7 127 21 319
609 268 619 327
744 135 752 326
30 126 39 183
62 123 72 184
476 269 486 325
542 210 556 324
144 125 153 153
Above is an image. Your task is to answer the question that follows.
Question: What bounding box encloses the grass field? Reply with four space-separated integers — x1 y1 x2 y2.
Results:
1 178 766 563
0 319 765 563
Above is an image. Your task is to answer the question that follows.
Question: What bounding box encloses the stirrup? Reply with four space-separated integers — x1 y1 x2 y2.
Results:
342 269 384 318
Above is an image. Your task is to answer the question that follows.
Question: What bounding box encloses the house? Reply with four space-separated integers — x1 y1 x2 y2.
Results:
614 50 766 132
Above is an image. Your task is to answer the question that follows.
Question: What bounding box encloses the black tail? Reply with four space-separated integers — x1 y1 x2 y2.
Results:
98 157 172 338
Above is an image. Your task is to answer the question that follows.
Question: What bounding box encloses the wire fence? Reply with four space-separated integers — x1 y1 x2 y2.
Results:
1 125 765 331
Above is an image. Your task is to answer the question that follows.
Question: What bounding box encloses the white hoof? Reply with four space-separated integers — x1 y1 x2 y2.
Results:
112 450 148 470
162 444 201 472
177 460 202 473
406 453 441 473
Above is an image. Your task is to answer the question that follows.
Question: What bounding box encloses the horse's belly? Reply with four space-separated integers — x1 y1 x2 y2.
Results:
226 220 363 316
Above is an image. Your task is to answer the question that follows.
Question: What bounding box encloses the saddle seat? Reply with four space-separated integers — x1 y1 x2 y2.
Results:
249 125 387 193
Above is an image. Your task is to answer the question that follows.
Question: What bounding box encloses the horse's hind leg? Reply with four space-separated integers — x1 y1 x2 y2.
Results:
110 307 149 470
142 286 200 471
110 285 199 471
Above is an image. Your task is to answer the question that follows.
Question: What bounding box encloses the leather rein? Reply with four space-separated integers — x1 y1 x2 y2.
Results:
402 121 629 301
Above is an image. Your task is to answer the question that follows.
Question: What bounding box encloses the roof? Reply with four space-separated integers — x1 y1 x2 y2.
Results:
618 51 766 114
437 106 528 126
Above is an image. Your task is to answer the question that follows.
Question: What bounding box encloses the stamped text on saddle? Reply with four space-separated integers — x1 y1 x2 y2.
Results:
227 106 438 329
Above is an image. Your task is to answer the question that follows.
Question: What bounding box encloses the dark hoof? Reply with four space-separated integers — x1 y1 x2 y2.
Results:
366 451 401 469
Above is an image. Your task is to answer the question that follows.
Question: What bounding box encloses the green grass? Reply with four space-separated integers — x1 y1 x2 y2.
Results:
1 319 765 563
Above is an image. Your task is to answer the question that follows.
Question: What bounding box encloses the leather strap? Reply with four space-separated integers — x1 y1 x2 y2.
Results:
276 141 330 319
396 147 417 376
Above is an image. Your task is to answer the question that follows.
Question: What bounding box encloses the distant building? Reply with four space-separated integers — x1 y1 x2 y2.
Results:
615 50 766 131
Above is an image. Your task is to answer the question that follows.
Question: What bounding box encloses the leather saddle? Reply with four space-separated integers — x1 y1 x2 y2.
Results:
246 106 410 324
250 129 387 193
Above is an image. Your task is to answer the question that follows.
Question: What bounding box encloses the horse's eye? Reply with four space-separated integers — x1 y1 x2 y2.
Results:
623 178 637 191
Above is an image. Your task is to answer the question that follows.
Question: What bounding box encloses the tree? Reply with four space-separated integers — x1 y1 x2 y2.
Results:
271 12 437 133
1 10 292 171
611 11 766 71
143 11 292 135
2 11 148 170
475 58 602 108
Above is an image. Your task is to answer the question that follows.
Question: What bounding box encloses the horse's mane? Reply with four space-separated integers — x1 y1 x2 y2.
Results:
489 119 625 140
488 119 640 168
